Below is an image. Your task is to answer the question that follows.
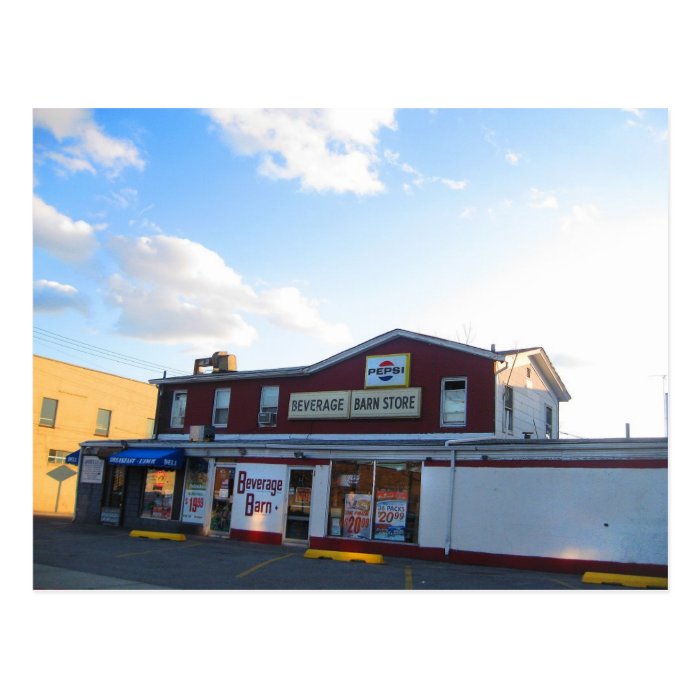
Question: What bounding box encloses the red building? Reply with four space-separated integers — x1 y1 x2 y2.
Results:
154 329 569 441
74 329 667 577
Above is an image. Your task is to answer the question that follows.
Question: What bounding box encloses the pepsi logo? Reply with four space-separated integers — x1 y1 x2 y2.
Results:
378 360 395 382
368 360 405 381
365 353 410 387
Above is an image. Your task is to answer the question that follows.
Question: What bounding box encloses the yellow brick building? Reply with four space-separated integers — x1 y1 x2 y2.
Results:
33 355 158 515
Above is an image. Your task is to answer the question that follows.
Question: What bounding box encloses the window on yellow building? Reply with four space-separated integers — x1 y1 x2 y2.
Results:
95 408 112 436
48 449 69 464
39 397 58 427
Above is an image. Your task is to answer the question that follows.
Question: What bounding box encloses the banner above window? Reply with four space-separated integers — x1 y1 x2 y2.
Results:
108 448 185 469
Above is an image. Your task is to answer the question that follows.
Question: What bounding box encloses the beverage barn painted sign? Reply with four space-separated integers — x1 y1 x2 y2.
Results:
230 464 287 534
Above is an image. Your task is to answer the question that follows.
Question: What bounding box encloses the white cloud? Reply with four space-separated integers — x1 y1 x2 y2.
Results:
34 108 144 177
206 108 395 195
505 150 521 166
383 149 467 192
560 203 601 232
45 151 96 175
621 108 644 119
104 234 352 348
441 178 468 190
528 187 559 209
33 195 99 263
460 206 476 219
34 279 90 315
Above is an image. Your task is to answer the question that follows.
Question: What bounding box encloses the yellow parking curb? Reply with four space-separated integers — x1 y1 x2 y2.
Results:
582 572 667 589
304 549 384 564
129 530 186 542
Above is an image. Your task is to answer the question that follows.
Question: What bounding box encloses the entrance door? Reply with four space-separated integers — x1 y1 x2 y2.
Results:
100 464 126 526
209 466 235 534
285 468 313 541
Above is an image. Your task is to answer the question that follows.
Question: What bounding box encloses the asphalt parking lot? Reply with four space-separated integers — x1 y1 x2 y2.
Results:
33 515 636 591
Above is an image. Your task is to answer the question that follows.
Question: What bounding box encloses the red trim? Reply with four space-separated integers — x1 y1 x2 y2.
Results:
230 528 283 545
309 536 667 577
425 459 667 469
223 457 328 466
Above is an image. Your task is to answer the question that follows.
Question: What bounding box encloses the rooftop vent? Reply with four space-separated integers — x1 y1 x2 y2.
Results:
193 352 237 375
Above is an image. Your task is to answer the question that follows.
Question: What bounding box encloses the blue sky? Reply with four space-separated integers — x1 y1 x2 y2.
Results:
32 107 669 438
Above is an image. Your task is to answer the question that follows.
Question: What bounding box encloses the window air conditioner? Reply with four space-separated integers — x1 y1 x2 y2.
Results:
190 425 215 441
257 411 277 426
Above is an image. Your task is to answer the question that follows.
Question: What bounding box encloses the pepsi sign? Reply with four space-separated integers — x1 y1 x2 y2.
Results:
365 353 411 388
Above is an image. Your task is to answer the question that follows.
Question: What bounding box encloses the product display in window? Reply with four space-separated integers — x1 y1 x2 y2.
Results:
141 468 176 519
327 460 421 543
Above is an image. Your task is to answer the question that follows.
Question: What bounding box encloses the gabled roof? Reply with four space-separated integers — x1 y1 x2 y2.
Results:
150 329 569 393
499 346 571 402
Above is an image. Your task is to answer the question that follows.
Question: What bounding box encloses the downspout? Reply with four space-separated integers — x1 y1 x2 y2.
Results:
444 446 457 556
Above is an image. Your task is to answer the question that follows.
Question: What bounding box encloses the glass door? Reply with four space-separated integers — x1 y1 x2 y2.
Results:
209 466 235 534
285 468 313 541
100 464 126 526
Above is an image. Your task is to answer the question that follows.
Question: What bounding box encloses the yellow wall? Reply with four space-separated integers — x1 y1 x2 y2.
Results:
33 356 158 515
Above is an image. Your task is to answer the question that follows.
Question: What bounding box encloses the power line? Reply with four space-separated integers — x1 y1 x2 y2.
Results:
33 327 189 375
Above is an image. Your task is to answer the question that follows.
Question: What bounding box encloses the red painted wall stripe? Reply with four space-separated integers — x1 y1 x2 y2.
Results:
309 536 667 577
424 459 667 469
230 528 283 545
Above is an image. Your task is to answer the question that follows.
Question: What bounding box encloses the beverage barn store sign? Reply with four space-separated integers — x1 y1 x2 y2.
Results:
288 388 422 420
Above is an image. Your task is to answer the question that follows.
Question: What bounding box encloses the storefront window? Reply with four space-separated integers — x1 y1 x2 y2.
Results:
327 460 421 543
141 468 177 519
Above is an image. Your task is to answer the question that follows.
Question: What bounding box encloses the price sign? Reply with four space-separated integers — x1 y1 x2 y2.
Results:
343 493 372 539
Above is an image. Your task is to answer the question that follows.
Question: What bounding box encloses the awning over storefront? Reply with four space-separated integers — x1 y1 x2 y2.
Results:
108 448 185 469
66 450 80 465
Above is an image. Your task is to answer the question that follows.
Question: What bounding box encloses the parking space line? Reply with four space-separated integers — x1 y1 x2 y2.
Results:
236 553 296 578
405 565 413 590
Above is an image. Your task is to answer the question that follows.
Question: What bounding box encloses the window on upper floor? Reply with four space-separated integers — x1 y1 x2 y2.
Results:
441 378 467 427
95 408 112 437
39 397 58 428
170 391 187 429
545 405 553 439
258 386 279 427
504 386 514 433
212 388 231 427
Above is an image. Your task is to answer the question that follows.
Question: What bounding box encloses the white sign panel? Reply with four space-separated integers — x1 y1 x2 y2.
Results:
182 463 209 524
288 391 351 420
231 464 287 533
365 354 411 388
80 456 104 484
350 388 422 418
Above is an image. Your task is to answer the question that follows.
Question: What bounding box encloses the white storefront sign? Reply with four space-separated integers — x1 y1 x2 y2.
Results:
181 463 209 524
231 464 287 533
288 391 351 420
80 456 104 484
288 387 422 420
350 388 421 419
365 354 411 388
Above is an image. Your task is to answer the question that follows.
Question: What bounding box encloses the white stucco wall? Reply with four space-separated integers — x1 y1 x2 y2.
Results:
309 464 330 537
419 465 667 565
